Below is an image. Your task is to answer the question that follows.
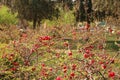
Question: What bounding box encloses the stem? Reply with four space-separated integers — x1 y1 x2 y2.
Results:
98 71 107 80
103 51 120 74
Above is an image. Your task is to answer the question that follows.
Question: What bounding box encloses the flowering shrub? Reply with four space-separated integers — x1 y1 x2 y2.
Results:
0 25 120 80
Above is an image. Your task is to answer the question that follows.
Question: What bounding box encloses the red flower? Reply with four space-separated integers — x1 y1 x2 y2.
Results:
24 60 30 66
11 67 17 71
64 42 69 47
34 44 40 49
68 52 72 56
56 53 60 58
72 64 77 70
39 36 51 41
85 23 90 30
101 64 106 69
117 31 120 35
13 41 16 45
89 45 94 49
2 53 7 58
108 71 115 78
10 53 15 57
84 53 89 58
30 48 35 54
85 49 90 54
32 67 36 71
110 59 114 63
49 68 53 71
99 45 103 49
22 33 27 38
56 76 62 80
99 61 104 65
108 28 113 33
63 69 67 73
70 72 75 77
44 36 51 40
12 62 19 66
63 65 67 69
89 60 95 65
8 56 13 61
72 31 76 35
41 63 45 67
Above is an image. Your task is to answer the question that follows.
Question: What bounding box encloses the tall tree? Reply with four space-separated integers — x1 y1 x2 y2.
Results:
1 0 59 29
74 0 92 23
56 0 73 11
92 0 120 21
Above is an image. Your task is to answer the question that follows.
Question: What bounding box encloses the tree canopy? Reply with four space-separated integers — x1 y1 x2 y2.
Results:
0 0 119 28
1 0 59 29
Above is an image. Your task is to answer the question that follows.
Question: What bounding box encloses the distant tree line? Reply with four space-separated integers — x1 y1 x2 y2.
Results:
0 0 119 28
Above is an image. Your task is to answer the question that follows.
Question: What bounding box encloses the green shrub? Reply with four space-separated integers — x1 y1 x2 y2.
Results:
42 9 76 27
0 6 18 25
105 41 120 51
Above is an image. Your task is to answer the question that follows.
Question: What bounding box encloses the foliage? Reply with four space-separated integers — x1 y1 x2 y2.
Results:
0 25 20 43
0 24 120 80
0 6 18 25
4 0 59 29
42 9 76 27
92 0 120 20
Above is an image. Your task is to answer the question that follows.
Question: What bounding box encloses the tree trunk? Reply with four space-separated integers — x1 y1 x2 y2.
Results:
33 13 37 29
87 0 92 24
79 0 85 22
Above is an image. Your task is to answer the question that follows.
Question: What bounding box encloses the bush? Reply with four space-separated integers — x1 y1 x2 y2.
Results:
106 41 119 51
0 26 120 80
0 6 18 25
0 26 20 43
42 9 76 27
